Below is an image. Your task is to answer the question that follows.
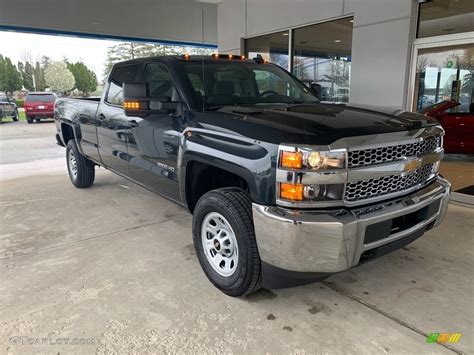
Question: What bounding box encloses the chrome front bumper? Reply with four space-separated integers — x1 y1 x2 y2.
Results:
252 177 451 273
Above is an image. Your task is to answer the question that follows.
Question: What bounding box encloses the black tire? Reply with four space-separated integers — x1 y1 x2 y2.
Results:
66 139 95 188
192 188 261 297
26 116 33 124
35 118 41 123
12 109 19 122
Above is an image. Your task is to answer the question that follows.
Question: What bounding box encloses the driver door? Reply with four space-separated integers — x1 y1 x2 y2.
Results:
127 61 184 202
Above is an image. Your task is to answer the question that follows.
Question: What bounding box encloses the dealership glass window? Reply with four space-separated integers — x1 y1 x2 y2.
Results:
292 17 353 103
418 0 474 38
245 30 289 70
413 44 474 112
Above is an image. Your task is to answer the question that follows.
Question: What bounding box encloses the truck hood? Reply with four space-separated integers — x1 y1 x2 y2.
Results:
198 103 440 145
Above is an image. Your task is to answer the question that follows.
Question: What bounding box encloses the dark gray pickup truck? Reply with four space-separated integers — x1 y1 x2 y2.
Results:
55 55 450 296
0 93 19 122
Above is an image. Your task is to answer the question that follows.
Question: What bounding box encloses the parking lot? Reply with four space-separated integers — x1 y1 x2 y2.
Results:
1 120 473 354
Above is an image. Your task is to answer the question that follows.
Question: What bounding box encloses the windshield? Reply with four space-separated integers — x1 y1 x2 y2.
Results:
0 94 10 102
26 94 56 102
181 61 318 109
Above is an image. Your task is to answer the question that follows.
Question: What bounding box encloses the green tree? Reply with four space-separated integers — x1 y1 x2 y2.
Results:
41 56 51 70
103 42 213 78
34 61 47 91
68 62 98 96
0 55 22 94
23 61 35 90
44 61 75 95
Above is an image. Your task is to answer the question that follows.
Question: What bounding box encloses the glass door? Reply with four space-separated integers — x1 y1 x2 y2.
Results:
413 44 473 112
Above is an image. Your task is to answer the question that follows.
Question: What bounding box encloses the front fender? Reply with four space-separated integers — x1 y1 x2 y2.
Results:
179 128 279 205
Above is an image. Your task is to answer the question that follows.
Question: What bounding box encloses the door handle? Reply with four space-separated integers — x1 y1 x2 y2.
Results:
98 114 106 120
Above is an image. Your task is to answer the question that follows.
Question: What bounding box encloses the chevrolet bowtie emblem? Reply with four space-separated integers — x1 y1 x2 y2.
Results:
403 158 423 173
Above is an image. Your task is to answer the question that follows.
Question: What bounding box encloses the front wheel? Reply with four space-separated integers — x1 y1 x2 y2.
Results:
66 139 95 188
192 188 261 297
12 109 19 122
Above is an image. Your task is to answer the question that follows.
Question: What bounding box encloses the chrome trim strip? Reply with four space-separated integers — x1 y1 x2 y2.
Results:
330 125 445 151
276 169 347 184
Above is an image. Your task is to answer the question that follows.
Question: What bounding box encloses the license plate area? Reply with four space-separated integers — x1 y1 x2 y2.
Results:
364 199 440 245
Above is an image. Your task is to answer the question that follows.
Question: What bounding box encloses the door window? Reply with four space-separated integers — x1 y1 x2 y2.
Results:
105 64 140 106
143 63 176 98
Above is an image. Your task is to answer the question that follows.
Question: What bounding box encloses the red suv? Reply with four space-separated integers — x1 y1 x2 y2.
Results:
24 92 57 123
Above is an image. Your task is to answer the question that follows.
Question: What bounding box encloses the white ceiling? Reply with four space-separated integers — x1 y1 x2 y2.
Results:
0 0 218 46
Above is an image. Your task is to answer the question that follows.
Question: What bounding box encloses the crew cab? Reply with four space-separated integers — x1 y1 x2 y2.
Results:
421 100 474 154
0 93 18 122
55 55 451 296
24 92 57 123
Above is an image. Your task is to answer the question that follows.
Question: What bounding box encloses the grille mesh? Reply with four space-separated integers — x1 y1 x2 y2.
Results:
345 163 435 202
348 136 441 168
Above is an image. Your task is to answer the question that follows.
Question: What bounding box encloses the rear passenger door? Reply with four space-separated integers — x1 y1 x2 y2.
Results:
96 63 141 176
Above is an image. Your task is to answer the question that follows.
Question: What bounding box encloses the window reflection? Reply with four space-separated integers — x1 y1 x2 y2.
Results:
245 30 289 70
292 17 353 103
418 0 474 38
414 45 474 112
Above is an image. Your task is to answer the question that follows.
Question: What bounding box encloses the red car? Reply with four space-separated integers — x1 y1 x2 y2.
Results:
421 100 474 154
24 92 57 123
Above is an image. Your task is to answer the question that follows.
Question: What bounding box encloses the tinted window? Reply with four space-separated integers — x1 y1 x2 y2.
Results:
26 94 55 102
143 62 175 98
106 64 140 105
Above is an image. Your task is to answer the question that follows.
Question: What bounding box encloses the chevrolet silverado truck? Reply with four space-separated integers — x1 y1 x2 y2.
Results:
0 93 19 122
55 55 451 297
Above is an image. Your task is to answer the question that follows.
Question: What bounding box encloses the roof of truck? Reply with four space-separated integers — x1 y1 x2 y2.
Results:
116 54 267 65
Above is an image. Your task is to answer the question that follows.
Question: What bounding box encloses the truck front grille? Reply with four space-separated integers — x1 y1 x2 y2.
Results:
348 136 441 168
345 163 435 202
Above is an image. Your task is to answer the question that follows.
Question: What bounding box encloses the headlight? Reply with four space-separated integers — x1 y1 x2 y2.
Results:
277 146 346 205
279 149 345 170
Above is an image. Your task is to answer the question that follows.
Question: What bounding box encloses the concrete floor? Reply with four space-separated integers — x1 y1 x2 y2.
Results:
1 120 473 354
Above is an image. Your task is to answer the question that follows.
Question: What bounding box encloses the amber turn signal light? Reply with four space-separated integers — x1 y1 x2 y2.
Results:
123 101 140 109
280 183 304 201
280 151 303 169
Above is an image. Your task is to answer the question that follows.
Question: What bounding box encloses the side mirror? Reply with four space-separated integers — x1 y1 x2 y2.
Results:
122 82 179 117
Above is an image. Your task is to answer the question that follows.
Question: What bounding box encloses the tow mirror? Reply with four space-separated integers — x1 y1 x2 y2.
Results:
122 82 179 117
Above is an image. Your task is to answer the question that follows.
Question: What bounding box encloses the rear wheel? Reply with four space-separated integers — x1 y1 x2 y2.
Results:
66 139 95 188
26 115 33 124
192 188 261 297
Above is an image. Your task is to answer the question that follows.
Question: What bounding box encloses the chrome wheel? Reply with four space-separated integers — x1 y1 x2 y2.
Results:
201 212 239 277
68 149 78 180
